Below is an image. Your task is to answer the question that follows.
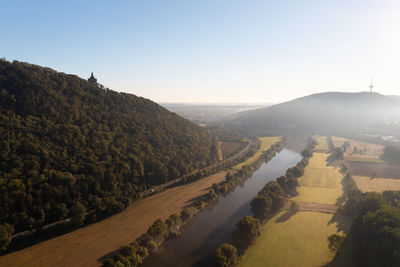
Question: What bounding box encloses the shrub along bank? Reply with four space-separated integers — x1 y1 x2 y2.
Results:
102 138 286 267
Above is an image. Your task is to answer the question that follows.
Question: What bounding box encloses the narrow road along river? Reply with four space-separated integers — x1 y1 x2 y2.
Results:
142 149 302 267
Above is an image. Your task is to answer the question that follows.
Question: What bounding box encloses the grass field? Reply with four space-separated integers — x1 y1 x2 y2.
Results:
314 136 330 152
0 138 281 267
292 153 343 204
239 212 338 267
234 137 280 170
240 145 344 267
353 176 400 193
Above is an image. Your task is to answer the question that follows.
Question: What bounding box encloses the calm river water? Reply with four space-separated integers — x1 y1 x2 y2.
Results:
142 149 302 267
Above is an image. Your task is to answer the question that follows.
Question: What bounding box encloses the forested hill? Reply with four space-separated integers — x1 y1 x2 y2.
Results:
228 92 400 135
0 60 218 233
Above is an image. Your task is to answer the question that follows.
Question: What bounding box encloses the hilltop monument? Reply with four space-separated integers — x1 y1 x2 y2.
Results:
88 72 98 86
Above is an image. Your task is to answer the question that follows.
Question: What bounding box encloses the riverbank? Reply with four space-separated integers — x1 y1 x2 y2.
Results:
239 138 344 267
0 137 280 267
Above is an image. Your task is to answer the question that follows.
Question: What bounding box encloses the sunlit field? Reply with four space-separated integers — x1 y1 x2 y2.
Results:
240 139 344 267
239 211 338 267
354 176 400 193
291 153 343 204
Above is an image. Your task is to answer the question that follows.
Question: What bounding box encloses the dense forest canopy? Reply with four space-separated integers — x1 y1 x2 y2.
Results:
0 59 219 234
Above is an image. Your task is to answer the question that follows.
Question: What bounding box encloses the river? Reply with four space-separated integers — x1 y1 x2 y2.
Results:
142 149 302 267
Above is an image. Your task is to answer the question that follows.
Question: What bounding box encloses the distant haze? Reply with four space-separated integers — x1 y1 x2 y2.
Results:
2 1 400 103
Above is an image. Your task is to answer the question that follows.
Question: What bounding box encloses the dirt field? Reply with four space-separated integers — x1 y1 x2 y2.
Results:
0 138 281 267
353 176 400 193
219 141 244 159
346 162 400 178
332 136 384 163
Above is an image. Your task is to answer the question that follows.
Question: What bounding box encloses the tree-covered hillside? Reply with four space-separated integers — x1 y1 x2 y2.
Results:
0 60 219 234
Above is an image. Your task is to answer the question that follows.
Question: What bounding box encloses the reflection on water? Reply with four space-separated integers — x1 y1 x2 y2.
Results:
142 149 301 267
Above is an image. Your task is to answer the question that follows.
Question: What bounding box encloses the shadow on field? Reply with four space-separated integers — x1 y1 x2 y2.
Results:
275 209 298 223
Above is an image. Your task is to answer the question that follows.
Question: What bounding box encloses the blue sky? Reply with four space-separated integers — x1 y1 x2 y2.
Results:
1 0 400 103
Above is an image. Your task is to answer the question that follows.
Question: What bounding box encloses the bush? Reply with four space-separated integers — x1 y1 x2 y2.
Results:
232 216 261 254
215 243 238 267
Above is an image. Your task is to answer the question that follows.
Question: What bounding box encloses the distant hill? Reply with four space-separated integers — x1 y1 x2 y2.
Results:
228 92 400 136
0 60 218 233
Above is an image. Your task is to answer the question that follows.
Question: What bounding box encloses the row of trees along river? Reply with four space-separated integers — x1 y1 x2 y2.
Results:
140 147 302 267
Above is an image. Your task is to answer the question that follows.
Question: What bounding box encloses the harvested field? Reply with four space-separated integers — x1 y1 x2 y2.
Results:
346 162 400 178
314 136 330 152
353 176 400 193
219 141 245 159
239 211 339 267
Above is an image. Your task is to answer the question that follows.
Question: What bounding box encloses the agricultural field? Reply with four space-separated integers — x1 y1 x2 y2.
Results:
332 136 384 163
220 141 245 159
239 212 338 267
0 171 228 266
240 142 344 267
353 176 400 193
0 138 281 267
234 137 281 169
314 136 330 152
346 162 400 178
291 153 343 204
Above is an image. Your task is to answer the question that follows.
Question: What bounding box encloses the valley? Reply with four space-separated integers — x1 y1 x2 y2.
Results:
239 137 344 267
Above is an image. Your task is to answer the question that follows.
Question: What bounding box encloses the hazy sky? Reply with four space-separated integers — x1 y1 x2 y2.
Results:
2 0 400 103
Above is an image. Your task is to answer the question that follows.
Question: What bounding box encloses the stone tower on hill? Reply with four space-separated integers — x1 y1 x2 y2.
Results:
88 72 97 86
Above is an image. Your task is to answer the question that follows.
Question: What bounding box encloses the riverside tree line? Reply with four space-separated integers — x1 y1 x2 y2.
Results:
214 138 317 267
101 139 286 267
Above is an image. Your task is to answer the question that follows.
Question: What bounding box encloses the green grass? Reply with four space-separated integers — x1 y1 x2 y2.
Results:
291 152 343 204
239 211 339 267
234 137 281 170
239 149 345 267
